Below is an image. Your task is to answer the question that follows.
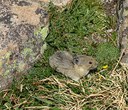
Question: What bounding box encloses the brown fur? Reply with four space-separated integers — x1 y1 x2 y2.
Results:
49 51 98 81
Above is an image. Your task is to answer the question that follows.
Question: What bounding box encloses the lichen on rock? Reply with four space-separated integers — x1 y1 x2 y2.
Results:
0 0 49 90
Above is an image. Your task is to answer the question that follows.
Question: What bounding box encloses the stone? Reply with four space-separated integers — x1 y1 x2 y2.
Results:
0 0 73 90
38 0 72 7
0 0 49 90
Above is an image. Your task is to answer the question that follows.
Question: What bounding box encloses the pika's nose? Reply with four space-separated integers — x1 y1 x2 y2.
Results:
93 61 98 69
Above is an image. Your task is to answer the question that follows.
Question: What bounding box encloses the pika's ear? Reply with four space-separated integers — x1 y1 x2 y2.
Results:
73 55 79 65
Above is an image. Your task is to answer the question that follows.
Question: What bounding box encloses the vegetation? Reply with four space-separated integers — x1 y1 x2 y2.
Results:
47 0 106 54
0 0 127 110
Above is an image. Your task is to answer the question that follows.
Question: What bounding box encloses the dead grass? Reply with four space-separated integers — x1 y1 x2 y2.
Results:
0 66 128 110
30 69 128 110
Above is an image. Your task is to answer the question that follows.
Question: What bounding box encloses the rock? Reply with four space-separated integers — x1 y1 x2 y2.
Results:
0 0 73 91
38 0 72 7
0 0 49 90
120 0 128 70
101 0 117 16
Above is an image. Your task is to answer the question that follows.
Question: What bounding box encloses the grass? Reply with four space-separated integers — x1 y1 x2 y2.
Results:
0 0 128 109
47 0 107 54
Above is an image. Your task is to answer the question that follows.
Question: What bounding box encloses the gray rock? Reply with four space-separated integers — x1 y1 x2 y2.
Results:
0 0 49 90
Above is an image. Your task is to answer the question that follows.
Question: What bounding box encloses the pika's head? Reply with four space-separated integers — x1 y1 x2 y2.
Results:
73 55 98 71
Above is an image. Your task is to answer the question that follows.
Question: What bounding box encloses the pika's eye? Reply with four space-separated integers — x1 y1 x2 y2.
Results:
74 59 79 64
73 57 79 64
89 61 92 64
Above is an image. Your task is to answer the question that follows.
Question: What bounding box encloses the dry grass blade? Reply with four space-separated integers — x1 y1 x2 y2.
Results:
24 106 50 109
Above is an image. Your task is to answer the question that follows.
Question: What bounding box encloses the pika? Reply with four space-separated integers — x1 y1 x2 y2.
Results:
49 51 98 81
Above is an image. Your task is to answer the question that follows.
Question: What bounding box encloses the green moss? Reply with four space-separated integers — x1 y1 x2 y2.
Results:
96 43 119 65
